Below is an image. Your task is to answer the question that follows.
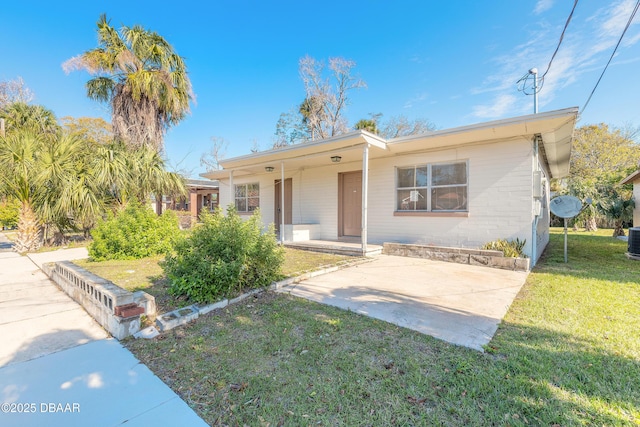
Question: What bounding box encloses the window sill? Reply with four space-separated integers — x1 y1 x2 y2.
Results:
393 211 469 217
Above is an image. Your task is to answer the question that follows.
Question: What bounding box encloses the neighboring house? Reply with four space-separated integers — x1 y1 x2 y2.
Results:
202 107 578 267
621 169 640 227
153 179 219 218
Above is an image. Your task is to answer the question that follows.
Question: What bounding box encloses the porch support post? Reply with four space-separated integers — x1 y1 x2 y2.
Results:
280 161 285 244
229 170 234 214
361 144 369 255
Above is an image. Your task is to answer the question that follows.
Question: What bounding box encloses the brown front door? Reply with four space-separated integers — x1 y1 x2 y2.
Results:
275 178 292 233
339 171 362 237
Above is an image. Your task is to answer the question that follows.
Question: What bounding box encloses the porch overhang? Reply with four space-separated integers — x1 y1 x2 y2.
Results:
200 130 387 179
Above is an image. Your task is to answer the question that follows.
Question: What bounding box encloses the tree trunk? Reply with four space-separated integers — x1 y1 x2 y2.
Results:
584 217 598 232
612 221 625 237
14 202 42 253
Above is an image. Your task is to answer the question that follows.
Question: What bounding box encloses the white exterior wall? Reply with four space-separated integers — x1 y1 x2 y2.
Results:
216 172 278 226
217 138 537 257
366 139 535 256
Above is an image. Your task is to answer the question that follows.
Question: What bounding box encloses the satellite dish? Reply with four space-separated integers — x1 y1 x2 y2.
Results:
550 195 582 219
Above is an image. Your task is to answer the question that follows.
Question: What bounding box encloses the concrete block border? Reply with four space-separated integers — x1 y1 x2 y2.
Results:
45 261 157 340
150 257 375 333
382 243 530 272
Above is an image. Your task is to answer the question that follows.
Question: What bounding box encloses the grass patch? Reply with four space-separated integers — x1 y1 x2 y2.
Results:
74 255 183 314
76 248 359 314
281 248 355 276
124 228 640 426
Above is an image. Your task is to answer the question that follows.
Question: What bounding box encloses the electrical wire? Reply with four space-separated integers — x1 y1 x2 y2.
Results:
582 0 640 113
517 0 578 96
516 71 543 95
541 0 579 79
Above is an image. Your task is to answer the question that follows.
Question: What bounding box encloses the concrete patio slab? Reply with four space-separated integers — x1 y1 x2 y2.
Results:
280 254 528 351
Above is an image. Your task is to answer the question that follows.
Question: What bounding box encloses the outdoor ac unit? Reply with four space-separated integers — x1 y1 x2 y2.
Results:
628 227 640 257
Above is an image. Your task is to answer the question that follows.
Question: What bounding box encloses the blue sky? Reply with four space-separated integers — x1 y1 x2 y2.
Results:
2 1 640 177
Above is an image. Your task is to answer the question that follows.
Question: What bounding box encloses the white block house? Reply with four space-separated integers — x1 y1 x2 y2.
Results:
203 107 578 268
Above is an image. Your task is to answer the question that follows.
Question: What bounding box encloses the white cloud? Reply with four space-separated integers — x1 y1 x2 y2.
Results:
470 0 640 119
472 94 518 118
535 0 554 15
403 92 429 109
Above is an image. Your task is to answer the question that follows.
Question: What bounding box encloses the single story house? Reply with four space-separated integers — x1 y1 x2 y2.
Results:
621 169 640 226
202 107 578 268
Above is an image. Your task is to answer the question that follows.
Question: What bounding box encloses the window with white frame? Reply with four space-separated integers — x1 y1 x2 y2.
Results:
396 161 468 211
235 183 260 212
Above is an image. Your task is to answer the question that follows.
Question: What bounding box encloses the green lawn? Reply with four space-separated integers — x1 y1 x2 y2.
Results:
122 228 639 426
75 248 355 314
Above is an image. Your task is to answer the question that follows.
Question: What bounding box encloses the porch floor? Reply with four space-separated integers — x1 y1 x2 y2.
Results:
283 239 383 257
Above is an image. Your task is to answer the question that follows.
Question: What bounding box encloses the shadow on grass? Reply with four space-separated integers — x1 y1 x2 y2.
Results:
537 233 639 284
486 322 640 425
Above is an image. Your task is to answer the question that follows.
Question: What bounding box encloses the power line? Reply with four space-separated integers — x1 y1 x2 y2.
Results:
582 0 640 113
541 0 579 79
517 0 578 96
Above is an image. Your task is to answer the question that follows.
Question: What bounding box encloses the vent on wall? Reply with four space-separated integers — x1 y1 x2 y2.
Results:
628 227 640 258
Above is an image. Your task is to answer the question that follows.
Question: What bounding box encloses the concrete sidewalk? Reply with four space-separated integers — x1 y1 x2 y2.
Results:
0 238 209 427
281 254 528 351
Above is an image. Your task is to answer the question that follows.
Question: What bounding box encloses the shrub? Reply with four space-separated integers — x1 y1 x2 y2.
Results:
482 238 526 258
163 206 285 303
89 202 181 261
0 199 20 229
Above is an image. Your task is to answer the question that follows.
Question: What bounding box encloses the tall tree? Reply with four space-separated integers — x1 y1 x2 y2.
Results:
200 136 228 171
63 14 194 153
298 56 366 140
0 77 34 109
0 130 49 252
565 123 640 231
273 109 308 148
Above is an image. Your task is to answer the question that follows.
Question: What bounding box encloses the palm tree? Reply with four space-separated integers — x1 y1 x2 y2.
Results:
0 102 59 136
63 14 194 153
597 188 635 237
0 130 46 252
37 133 109 242
110 143 187 206
355 118 378 134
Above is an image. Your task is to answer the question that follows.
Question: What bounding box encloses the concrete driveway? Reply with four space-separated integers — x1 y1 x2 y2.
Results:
280 255 528 351
0 236 208 427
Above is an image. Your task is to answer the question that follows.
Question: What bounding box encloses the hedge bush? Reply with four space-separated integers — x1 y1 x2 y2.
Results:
89 202 181 261
163 206 284 303
0 199 20 229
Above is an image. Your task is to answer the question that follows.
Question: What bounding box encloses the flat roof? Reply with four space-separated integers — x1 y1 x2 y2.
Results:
201 107 579 180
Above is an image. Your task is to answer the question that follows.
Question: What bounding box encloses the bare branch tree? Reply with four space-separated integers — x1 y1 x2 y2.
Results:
298 56 366 140
200 136 228 172
379 115 436 139
0 77 34 109
249 139 261 153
